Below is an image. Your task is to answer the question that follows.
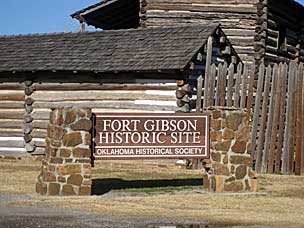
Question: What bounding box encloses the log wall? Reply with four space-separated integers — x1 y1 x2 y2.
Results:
0 80 27 156
140 0 259 63
29 78 177 155
265 0 304 64
140 0 304 65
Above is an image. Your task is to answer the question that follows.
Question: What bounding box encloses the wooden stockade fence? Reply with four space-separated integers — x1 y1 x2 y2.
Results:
251 62 304 175
195 62 255 112
195 61 304 176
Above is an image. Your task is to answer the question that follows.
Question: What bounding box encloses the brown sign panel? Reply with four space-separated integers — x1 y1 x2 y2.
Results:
93 113 209 160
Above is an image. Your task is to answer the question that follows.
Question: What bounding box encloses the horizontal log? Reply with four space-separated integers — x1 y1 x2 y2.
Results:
145 13 256 24
91 108 175 113
33 72 180 82
0 148 29 157
0 101 24 109
0 83 24 90
34 83 177 91
31 110 51 120
0 95 23 101
31 129 47 138
32 138 46 148
0 110 24 119
32 91 176 102
0 120 23 128
32 101 176 112
0 138 24 147
146 4 257 14
0 128 23 137
30 120 48 130
223 28 256 37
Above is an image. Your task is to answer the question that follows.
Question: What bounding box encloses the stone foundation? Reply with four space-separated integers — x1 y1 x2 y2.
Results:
36 107 92 196
203 107 258 192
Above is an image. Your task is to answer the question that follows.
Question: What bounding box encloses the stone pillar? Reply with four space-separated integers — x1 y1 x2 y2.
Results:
36 107 92 196
203 107 258 192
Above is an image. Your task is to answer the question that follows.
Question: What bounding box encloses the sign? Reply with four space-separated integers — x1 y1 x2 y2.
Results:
93 113 209 159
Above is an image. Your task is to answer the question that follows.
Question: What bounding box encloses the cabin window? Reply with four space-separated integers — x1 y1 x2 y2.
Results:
278 26 287 51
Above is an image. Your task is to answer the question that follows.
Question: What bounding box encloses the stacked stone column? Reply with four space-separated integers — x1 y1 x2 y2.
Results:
36 107 92 196
203 107 258 192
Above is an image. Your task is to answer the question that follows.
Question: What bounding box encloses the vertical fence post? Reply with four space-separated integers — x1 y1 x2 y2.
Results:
251 64 265 161
240 64 248 108
288 62 298 174
295 63 303 175
301 63 304 176
233 63 242 108
207 64 217 107
193 37 213 169
203 36 213 109
267 63 282 174
283 62 297 174
247 64 255 116
282 63 293 173
255 65 272 173
275 63 288 173
262 64 278 173
196 75 203 112
227 63 234 107
219 63 227 106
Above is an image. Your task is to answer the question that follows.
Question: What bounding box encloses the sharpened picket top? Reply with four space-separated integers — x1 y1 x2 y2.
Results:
0 24 225 74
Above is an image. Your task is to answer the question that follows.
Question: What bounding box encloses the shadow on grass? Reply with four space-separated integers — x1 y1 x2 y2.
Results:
91 178 203 195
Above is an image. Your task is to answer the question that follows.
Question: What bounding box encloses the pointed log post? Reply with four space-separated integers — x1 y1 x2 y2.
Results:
203 36 213 109
295 63 303 175
196 75 203 112
250 63 265 160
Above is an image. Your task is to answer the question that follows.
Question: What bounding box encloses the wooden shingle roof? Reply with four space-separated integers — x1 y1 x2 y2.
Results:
0 25 221 74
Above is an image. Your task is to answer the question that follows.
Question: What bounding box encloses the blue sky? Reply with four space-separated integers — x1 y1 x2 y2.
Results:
0 0 98 35
0 0 303 35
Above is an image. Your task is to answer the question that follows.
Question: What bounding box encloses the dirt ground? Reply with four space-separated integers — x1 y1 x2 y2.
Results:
1 157 304 228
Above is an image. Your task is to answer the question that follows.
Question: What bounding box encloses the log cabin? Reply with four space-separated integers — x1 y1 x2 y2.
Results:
0 24 240 155
71 0 304 67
